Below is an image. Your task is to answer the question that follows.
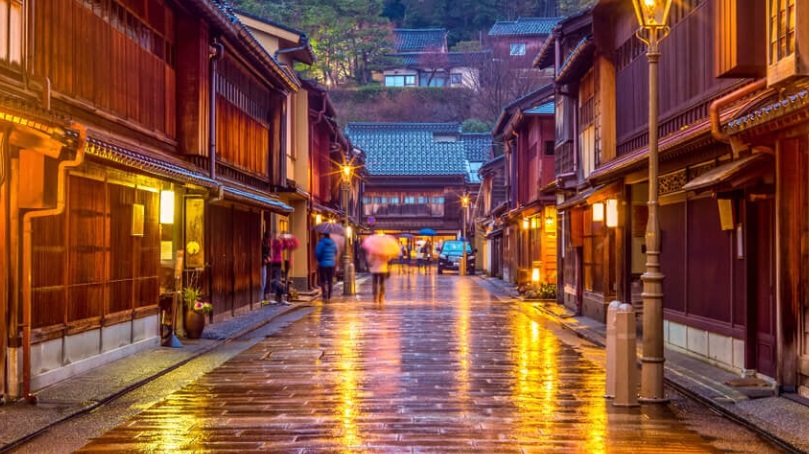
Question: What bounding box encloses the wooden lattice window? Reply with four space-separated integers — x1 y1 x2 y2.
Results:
770 0 796 64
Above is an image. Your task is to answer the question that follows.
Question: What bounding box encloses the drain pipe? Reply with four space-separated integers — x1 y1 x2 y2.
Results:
19 123 86 401
709 79 767 155
209 39 224 180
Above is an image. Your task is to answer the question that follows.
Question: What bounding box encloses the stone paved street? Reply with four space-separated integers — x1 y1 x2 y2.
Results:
76 272 751 452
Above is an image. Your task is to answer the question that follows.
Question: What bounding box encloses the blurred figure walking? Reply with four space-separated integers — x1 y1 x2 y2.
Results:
315 232 338 302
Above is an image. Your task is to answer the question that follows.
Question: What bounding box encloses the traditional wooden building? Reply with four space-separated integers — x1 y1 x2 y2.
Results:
716 1 809 397
486 17 561 72
377 29 485 89
0 0 297 401
492 85 557 285
537 0 794 389
344 122 490 256
476 155 507 278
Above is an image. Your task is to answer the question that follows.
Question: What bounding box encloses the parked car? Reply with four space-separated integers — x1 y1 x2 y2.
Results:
437 240 475 274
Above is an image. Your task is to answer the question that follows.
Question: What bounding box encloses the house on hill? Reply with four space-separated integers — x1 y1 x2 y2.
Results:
345 123 491 259
487 17 562 70
376 29 488 89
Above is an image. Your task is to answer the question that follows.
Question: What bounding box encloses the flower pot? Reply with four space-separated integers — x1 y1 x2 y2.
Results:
184 310 206 339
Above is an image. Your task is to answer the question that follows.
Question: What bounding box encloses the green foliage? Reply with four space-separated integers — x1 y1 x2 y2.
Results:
461 118 491 133
517 282 557 300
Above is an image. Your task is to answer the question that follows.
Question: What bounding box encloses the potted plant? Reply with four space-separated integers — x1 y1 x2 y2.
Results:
182 271 212 339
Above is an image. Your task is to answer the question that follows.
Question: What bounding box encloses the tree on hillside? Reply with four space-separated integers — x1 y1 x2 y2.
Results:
471 56 553 125
235 0 394 85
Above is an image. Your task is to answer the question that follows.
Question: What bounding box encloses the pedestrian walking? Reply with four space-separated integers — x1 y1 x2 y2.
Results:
315 232 338 302
398 244 409 274
269 233 290 305
417 244 428 274
260 231 272 304
367 252 390 303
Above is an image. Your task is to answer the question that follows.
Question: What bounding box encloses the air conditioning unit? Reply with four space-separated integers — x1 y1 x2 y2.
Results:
767 0 809 86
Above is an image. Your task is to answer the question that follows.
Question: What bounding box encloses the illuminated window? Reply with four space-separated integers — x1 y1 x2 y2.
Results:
0 0 23 67
509 43 526 56
385 74 416 87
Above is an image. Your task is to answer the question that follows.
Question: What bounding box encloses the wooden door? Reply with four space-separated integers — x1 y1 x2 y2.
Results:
749 198 776 377
208 205 234 316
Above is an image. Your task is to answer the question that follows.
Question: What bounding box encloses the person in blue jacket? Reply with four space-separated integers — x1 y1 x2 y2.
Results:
315 233 338 302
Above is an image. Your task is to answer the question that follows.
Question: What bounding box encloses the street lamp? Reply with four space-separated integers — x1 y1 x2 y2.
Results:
460 193 469 276
633 0 672 403
341 164 355 295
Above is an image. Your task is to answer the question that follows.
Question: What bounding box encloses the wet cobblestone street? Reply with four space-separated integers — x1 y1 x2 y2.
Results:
76 273 749 452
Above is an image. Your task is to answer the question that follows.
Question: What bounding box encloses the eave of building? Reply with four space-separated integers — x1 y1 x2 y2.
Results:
533 32 555 69
555 36 594 85
0 96 79 150
220 183 293 214
725 88 809 137
85 136 218 191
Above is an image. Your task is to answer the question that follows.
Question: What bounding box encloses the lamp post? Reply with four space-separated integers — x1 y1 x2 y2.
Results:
633 0 672 403
341 164 355 295
460 193 469 276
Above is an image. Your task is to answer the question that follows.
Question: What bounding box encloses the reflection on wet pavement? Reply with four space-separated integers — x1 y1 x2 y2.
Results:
78 272 721 452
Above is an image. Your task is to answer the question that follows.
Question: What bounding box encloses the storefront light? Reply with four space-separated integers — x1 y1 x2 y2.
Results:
530 217 537 229
160 190 174 224
532 268 540 283
522 218 529 230
592 202 604 222
606 198 619 228
315 214 323 225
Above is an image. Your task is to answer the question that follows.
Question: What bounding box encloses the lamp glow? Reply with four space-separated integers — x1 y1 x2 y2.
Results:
531 268 540 283
315 214 322 225
522 218 529 230
632 0 672 28
592 202 604 222
160 190 175 224
606 198 619 228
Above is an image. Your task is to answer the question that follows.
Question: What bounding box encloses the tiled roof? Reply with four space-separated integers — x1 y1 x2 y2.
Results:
488 17 562 36
524 102 554 115
393 29 447 53
463 133 493 161
394 51 491 67
345 123 491 178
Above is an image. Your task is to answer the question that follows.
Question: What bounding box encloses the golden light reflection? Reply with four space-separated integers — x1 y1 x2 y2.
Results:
150 403 207 451
335 314 363 449
511 312 558 441
454 278 472 409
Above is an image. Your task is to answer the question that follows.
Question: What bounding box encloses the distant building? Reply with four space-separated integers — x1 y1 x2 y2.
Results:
344 123 491 249
376 29 488 89
486 17 561 70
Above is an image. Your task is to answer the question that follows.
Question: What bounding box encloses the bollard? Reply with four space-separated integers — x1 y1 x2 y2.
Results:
613 303 639 407
605 301 622 398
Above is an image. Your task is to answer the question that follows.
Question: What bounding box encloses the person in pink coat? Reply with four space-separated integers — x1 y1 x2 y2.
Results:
367 251 390 303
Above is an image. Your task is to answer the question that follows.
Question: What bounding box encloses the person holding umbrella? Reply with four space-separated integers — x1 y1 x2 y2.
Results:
362 233 400 304
315 232 338 302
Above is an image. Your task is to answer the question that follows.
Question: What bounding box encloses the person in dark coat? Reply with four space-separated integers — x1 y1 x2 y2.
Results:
260 231 272 303
315 233 338 302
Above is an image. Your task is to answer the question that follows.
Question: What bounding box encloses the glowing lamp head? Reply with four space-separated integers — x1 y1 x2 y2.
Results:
632 0 672 28
531 268 540 283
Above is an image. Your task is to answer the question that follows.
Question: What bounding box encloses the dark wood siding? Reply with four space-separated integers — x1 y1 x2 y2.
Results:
614 1 743 155
660 202 685 313
34 0 176 139
31 174 160 334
